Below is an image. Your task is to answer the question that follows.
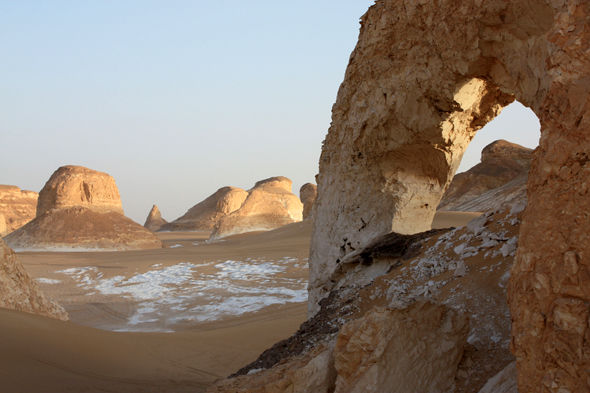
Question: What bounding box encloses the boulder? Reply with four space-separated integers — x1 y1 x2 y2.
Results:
438 140 532 211
4 206 165 251
159 187 248 231
0 185 39 235
333 301 469 393
36 165 124 217
210 177 303 239
143 205 168 232
0 238 69 321
299 183 317 220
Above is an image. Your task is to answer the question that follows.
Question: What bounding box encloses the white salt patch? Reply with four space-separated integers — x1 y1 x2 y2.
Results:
37 278 61 284
170 244 183 248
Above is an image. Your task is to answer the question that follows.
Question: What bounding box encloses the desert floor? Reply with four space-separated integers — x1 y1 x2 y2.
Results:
1 212 480 393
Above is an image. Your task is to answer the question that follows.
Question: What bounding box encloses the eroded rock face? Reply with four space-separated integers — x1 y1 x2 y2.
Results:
299 183 317 220
36 166 124 217
4 206 165 251
308 1 590 390
143 205 168 232
0 238 69 321
334 301 469 393
0 185 39 235
438 140 532 212
159 187 248 231
210 177 303 239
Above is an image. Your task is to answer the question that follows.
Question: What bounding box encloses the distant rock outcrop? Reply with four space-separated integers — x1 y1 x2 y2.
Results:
36 165 124 217
0 238 69 321
159 187 248 231
143 205 168 232
438 140 532 212
5 206 165 251
300 183 317 220
0 185 39 236
4 166 165 251
210 177 303 239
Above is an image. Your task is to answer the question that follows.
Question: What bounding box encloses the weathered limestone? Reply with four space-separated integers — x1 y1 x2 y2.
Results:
439 140 532 211
36 165 124 217
334 301 469 393
143 205 168 232
0 185 39 235
0 238 69 321
159 187 248 231
299 183 317 220
478 362 517 393
210 177 303 239
307 1 590 391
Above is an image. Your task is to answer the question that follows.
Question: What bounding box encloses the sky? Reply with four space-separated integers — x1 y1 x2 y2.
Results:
1 1 540 224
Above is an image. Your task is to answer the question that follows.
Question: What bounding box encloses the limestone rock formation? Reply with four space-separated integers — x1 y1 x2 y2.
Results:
299 183 317 220
0 238 69 321
143 205 168 232
210 177 303 239
0 185 39 235
36 165 124 217
305 1 590 390
438 140 532 211
4 206 166 251
478 362 517 393
333 301 469 393
159 187 248 231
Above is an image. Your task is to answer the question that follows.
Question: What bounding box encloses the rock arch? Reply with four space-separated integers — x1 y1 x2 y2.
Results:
309 0 590 391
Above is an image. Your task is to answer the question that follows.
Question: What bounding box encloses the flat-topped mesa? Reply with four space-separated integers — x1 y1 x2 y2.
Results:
36 165 124 217
159 186 249 231
4 166 165 251
0 185 39 235
210 176 303 240
438 140 533 212
0 238 69 321
300 183 317 220
144 205 168 232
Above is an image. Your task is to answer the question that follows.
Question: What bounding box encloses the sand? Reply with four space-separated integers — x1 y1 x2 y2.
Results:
1 212 475 392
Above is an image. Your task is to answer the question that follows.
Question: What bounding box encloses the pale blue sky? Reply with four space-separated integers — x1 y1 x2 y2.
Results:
1 1 540 223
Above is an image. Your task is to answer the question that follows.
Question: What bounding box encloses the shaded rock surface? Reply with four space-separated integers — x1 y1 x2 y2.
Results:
159 187 248 231
143 205 168 232
0 185 39 236
210 177 303 240
477 362 517 393
299 183 317 220
4 206 166 251
0 238 69 321
438 140 532 212
36 166 124 217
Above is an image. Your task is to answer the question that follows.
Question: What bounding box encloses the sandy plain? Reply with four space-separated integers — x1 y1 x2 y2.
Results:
1 212 480 393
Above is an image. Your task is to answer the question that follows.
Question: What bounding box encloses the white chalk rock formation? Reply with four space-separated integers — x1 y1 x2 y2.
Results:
143 205 168 232
36 165 124 217
299 183 317 220
4 166 165 251
0 238 69 321
210 177 303 239
159 187 249 231
0 185 39 235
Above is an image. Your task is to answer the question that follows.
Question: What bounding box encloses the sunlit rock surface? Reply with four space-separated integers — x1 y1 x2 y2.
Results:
0 185 38 235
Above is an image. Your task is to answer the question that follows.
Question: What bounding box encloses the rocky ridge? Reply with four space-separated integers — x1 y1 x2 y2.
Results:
0 185 39 236
438 140 532 212
210 177 303 239
0 238 69 321
143 205 168 232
